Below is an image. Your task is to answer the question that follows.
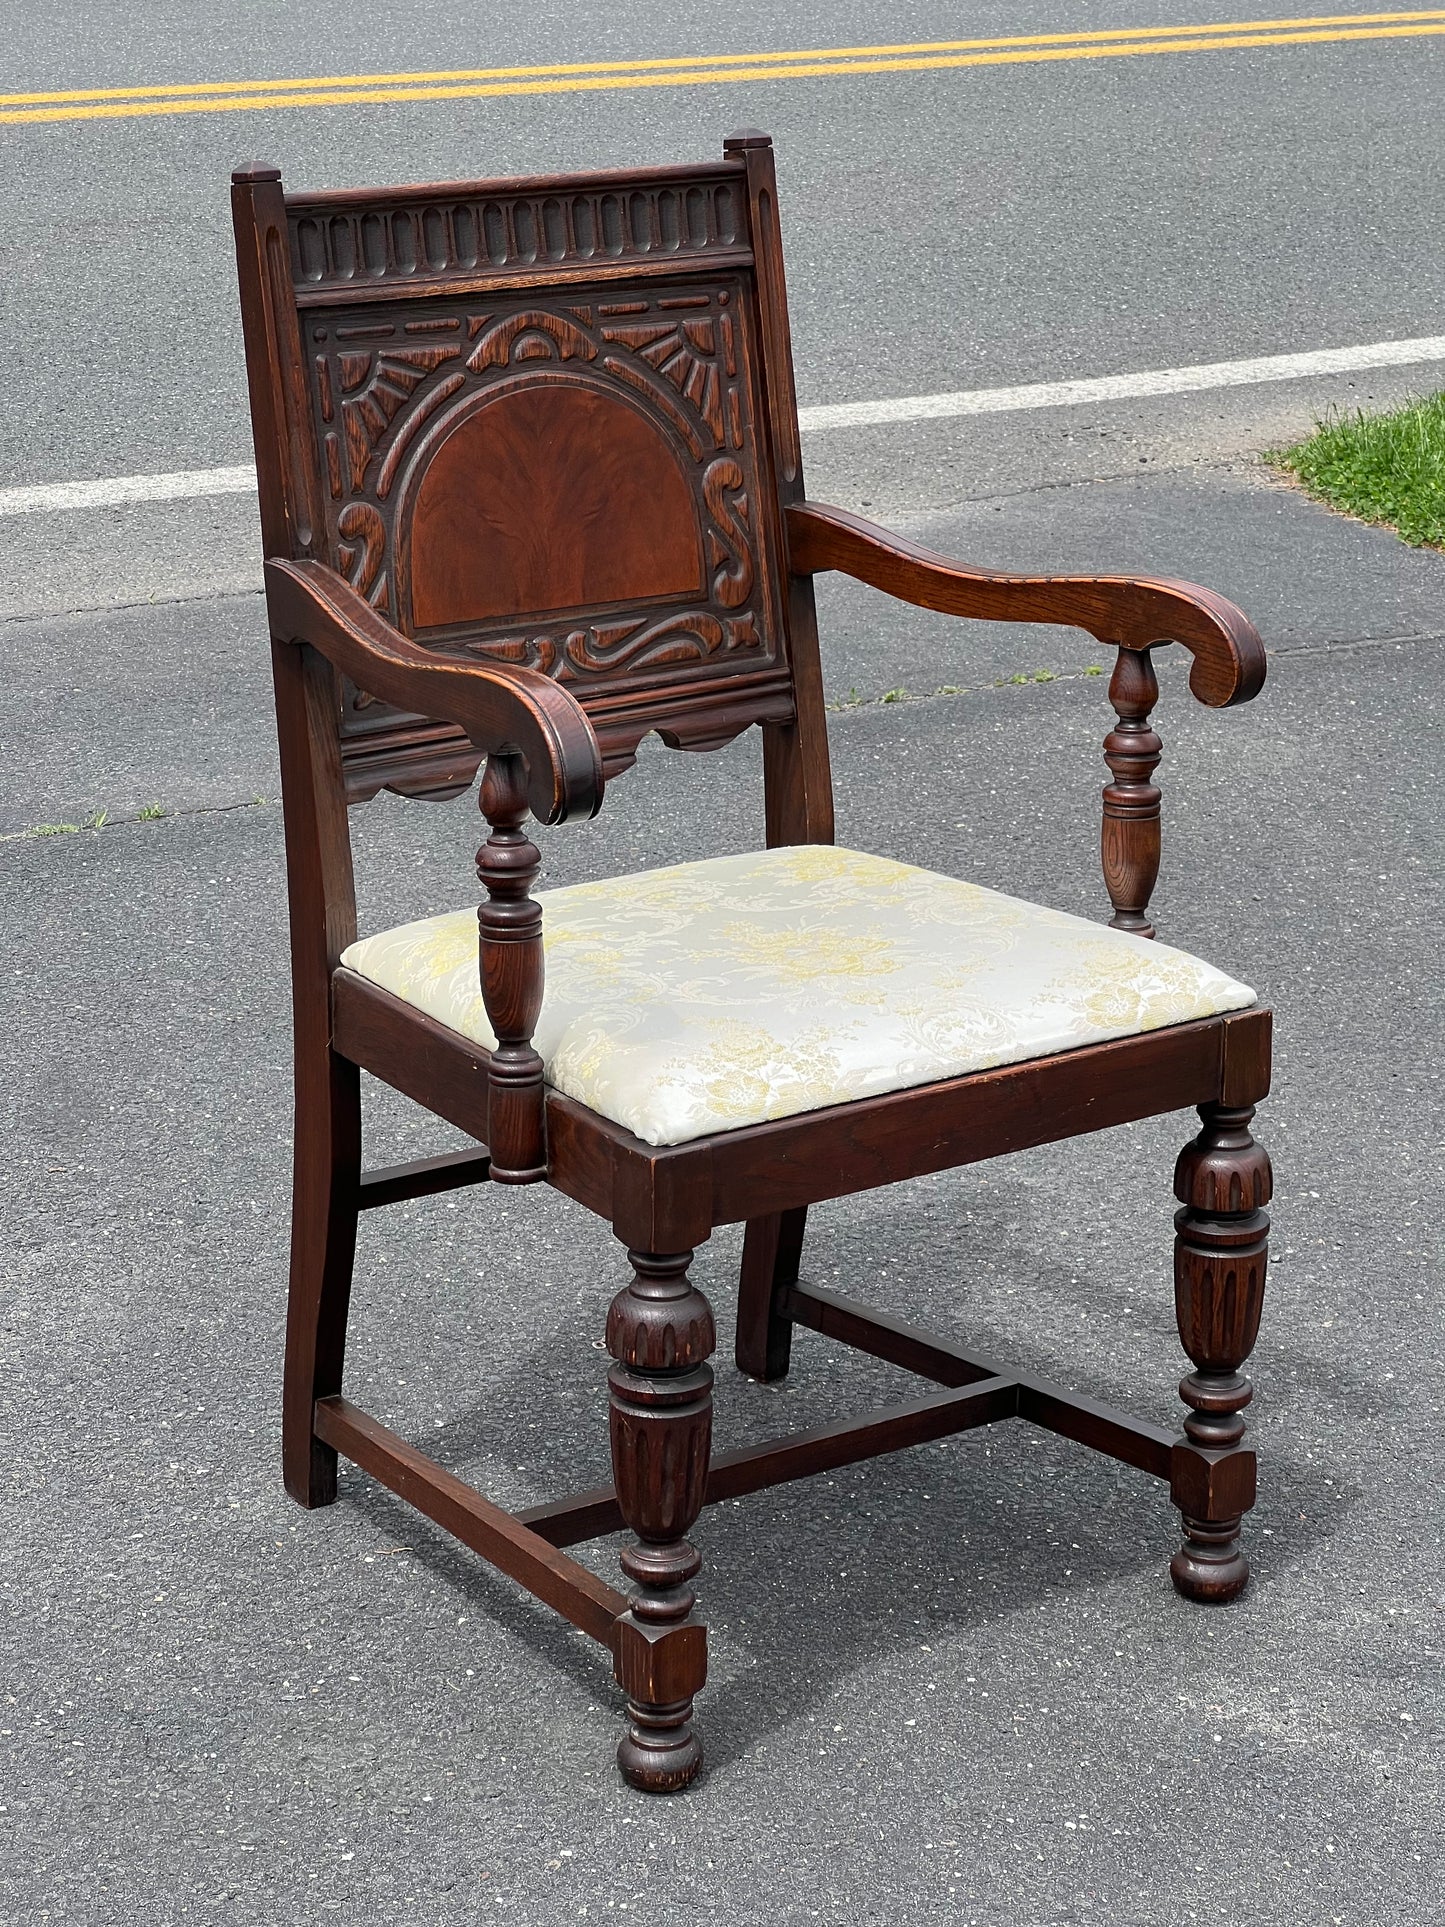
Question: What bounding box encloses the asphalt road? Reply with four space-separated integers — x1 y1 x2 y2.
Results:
3 2 1445 493
2 8 1443 1926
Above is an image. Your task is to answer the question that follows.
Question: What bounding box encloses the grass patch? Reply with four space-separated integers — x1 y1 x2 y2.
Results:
1266 390 1445 548
22 810 108 838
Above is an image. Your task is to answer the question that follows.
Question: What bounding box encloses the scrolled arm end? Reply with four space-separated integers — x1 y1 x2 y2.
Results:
263 557 605 827
1101 578 1266 711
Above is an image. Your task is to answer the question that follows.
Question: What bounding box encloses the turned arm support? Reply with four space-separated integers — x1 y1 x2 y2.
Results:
266 558 606 1181
786 501 1267 937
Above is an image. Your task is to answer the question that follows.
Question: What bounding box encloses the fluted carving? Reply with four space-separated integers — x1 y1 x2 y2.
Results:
1169 1103 1272 1602
1102 646 1163 938
476 751 546 1182
607 1249 715 1791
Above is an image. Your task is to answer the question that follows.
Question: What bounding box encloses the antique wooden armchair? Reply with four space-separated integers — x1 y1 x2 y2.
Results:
232 133 1272 1794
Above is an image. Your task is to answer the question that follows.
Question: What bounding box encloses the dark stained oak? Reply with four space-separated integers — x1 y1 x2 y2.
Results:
269 637 361 1511
703 1019 1238 1221
314 1396 626 1641
520 1374 1021 1546
735 1206 807 1380
330 971 1270 1227
606 1250 715 1792
234 130 1275 1795
784 1284 1177 1477
263 559 604 825
357 1145 491 1210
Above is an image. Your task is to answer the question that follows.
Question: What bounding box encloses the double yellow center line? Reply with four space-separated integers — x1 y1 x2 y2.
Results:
3 11 1442 126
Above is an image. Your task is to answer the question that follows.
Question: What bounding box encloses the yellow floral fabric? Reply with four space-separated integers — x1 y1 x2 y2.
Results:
340 845 1254 1148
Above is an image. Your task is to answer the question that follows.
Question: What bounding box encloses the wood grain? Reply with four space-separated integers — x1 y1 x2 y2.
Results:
607 1250 715 1792
705 1019 1231 1223
264 557 604 825
735 1206 807 1380
271 640 361 1509
521 1375 1020 1546
410 383 704 628
358 1145 491 1211
786 1284 1176 1477
476 752 548 1182
1102 645 1164 936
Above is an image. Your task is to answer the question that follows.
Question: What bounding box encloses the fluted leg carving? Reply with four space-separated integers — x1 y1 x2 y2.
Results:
607 1248 715 1792
1169 1102 1272 1603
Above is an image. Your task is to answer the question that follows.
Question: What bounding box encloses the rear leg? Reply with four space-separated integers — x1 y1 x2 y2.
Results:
735 1207 807 1381
282 1049 361 1507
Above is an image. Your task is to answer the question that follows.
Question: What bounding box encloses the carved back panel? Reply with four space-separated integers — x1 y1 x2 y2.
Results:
233 141 810 799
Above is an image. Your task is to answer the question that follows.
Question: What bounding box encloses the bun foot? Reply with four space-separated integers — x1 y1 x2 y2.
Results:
617 1699 703 1793
1171 1519 1249 1604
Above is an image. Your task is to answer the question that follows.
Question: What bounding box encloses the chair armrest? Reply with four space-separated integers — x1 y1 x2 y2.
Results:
264 557 605 826
786 500 1266 708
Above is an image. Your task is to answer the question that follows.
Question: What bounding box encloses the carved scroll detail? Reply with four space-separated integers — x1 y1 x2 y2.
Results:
338 344 461 492
466 308 597 371
702 458 754 608
602 317 724 443
336 502 386 605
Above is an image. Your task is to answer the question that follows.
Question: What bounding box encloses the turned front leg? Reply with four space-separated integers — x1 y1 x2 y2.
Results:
1170 1102 1272 1602
607 1249 715 1792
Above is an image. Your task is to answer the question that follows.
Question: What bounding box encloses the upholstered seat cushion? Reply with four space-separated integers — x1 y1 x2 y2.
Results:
340 845 1254 1149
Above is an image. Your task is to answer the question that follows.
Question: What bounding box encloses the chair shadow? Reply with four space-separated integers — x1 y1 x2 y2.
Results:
333 1349 1359 1780
696 1417 1353 1774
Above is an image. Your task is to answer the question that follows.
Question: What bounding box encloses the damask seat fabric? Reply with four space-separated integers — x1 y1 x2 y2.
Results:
340 845 1255 1148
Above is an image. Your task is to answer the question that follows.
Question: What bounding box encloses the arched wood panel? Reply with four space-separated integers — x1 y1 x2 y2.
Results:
403 381 704 631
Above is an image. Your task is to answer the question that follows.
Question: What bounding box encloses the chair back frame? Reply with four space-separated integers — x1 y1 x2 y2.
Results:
232 132 834 842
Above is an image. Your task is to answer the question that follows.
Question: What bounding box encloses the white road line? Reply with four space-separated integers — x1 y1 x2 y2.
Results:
797 334 1445 429
2 334 1443 517
0 462 257 517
